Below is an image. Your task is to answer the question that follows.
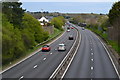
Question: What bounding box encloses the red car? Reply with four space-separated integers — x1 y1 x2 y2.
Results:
71 27 74 29
42 45 50 51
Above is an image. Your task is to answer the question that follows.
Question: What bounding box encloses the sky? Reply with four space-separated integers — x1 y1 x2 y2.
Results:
22 2 114 14
20 0 118 2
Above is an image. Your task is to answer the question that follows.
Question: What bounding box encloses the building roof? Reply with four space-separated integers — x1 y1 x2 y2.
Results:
38 16 49 22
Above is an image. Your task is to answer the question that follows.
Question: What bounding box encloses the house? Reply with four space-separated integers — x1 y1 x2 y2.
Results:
38 16 54 34
38 16 49 26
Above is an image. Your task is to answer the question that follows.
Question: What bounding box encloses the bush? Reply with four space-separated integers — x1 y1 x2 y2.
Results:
51 16 65 31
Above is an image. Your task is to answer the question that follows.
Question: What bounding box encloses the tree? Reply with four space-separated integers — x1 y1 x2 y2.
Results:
51 16 65 31
108 1 120 46
2 2 25 28
108 1 120 25
22 13 49 43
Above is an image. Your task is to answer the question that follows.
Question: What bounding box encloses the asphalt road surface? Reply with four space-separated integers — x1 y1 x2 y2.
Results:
2 24 119 79
64 26 119 79
2 25 77 79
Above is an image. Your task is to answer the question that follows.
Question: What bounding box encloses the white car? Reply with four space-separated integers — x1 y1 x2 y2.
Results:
58 43 66 51
67 29 70 32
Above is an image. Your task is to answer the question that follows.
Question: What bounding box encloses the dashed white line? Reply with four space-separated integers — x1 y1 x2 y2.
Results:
91 59 94 61
50 53 52 54
43 58 46 60
1 28 66 74
91 53 94 55
91 67 94 70
33 65 38 68
92 31 120 78
91 48 92 50
19 76 24 80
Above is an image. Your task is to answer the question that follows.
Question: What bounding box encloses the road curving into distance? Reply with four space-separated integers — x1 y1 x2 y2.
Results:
2 23 119 79
2 24 78 79
64 24 119 79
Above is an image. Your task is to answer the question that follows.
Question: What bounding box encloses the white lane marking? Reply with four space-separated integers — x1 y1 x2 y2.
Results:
43 58 46 60
50 53 52 55
91 31 120 78
49 26 81 79
61 27 81 79
91 53 93 55
33 65 38 68
91 59 94 61
19 76 24 80
95 32 120 79
91 67 94 70
1 28 66 74
91 48 92 50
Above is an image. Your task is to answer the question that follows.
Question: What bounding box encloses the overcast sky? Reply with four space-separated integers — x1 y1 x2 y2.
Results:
20 0 118 2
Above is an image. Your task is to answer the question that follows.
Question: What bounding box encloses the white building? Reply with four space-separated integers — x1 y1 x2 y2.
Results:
38 16 49 26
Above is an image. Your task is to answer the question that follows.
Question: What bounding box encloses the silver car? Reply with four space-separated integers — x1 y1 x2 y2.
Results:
58 43 66 51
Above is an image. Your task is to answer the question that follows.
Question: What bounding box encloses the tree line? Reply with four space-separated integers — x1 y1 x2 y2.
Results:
2 1 66 66
69 1 120 54
2 2 49 65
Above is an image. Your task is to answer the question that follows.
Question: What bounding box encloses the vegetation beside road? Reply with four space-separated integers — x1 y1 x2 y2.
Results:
2 2 65 67
69 1 120 56
2 27 63 70
2 11 49 66
87 27 120 55
86 2 120 55
51 16 66 31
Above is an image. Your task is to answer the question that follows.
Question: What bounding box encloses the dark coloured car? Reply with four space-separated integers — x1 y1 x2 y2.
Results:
69 35 74 40
82 27 85 30
42 45 50 52
67 27 70 29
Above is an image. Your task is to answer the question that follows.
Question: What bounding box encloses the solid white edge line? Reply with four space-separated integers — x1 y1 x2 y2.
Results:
1 29 66 74
91 31 120 79
61 29 81 79
49 27 79 79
